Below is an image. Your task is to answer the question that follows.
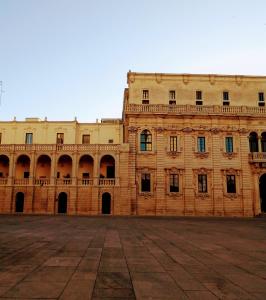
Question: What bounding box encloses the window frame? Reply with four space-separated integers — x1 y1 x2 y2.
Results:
141 173 151 192
56 133 64 144
198 174 208 193
169 174 179 193
140 130 152 152
170 136 178 152
197 136 206 153
225 136 234 153
226 175 236 193
82 134 90 144
25 133 33 144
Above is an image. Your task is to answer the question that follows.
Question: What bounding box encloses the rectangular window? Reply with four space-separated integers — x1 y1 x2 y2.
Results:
196 90 202 100
82 134 90 144
142 89 149 100
82 173 90 178
223 101 230 106
108 139 114 144
169 90 176 100
141 173 151 192
197 137 206 152
169 100 176 105
56 133 64 144
170 136 178 152
170 174 179 192
0 133 1 144
223 91 229 101
227 175 236 193
258 92 264 102
25 133 33 144
225 137 233 153
198 174 207 193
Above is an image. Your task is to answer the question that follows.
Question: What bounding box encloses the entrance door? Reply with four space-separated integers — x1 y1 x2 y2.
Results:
260 174 266 213
102 192 111 214
15 192 24 213
58 192 67 213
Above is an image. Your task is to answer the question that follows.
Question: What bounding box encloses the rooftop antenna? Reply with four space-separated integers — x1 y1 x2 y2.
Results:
0 81 4 105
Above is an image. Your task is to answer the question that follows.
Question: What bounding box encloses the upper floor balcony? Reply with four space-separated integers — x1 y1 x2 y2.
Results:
0 143 120 153
124 104 266 117
249 152 266 163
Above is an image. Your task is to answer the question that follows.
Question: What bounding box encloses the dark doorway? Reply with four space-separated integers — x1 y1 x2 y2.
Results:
260 174 266 213
15 192 24 213
102 192 111 214
107 166 115 178
58 192 67 213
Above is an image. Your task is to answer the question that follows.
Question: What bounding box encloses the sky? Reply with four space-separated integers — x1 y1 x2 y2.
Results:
0 0 266 122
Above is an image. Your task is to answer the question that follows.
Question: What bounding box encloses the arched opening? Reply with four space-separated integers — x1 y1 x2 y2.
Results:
249 132 258 152
78 155 94 184
15 192 24 213
0 155 9 179
36 155 51 180
15 155 30 179
57 155 72 183
102 192 111 214
261 132 266 152
100 155 115 178
140 129 152 151
259 174 266 213
58 192 67 213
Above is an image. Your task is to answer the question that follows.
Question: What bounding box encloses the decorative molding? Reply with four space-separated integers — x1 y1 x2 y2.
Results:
166 151 181 158
154 127 165 133
235 75 243 86
182 127 193 133
222 152 238 160
182 74 190 85
195 192 210 199
128 126 138 133
194 152 209 159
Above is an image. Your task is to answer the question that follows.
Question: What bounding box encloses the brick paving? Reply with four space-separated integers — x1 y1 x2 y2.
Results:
0 215 266 299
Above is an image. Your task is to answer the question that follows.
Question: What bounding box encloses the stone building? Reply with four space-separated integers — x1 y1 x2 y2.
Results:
0 72 266 216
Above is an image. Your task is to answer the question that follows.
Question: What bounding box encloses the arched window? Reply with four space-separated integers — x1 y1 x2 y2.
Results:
140 130 152 151
261 132 266 152
249 132 258 152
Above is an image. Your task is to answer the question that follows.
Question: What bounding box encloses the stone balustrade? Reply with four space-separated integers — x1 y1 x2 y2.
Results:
125 104 266 116
249 152 266 162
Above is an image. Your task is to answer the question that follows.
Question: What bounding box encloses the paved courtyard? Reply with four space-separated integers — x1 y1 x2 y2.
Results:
0 216 266 299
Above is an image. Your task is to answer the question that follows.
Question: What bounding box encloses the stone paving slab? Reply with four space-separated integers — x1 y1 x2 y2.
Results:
0 215 266 299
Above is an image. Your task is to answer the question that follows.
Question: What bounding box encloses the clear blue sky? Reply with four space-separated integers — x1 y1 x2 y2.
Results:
0 0 266 122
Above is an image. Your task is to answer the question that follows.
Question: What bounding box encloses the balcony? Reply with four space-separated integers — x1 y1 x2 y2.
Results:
125 104 266 116
98 178 116 186
0 144 120 153
249 152 266 163
0 178 8 185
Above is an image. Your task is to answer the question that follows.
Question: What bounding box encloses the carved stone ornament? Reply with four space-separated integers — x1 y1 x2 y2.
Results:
167 151 181 158
128 126 138 133
127 72 135 83
235 75 243 86
194 152 209 159
238 128 249 134
195 192 210 199
223 152 238 160
210 127 221 134
182 127 193 133
154 127 165 133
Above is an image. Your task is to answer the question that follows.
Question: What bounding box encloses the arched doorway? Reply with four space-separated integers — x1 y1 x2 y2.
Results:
102 192 111 214
15 192 24 213
260 174 266 213
58 192 67 213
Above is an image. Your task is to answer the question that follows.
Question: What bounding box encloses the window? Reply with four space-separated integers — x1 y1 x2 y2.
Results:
225 137 233 153
169 90 176 100
142 89 149 99
198 174 207 193
196 90 202 100
56 133 64 144
197 137 206 152
142 89 149 104
0 133 1 144
170 136 178 152
226 175 236 193
223 91 229 101
170 174 179 192
108 139 113 144
258 92 264 102
82 173 90 178
82 134 90 144
25 133 33 144
140 130 152 151
141 173 150 192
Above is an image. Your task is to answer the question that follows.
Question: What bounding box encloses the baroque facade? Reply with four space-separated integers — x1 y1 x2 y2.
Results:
0 72 266 216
